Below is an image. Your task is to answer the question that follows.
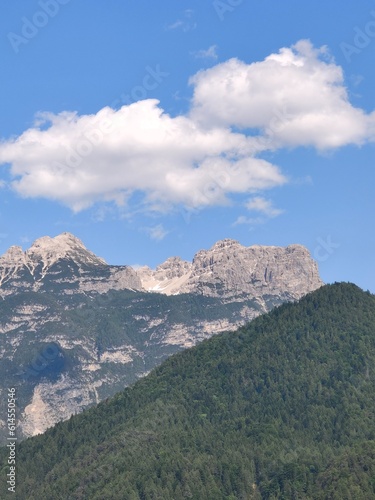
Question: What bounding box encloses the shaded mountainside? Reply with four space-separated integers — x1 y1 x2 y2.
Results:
3 283 375 499
0 289 264 443
0 233 322 442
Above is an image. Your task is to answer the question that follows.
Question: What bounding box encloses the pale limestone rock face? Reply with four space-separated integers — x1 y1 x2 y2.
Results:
0 246 28 286
1 234 321 300
137 238 323 300
1 245 25 265
19 376 104 437
26 232 107 269
154 257 192 279
137 257 192 294
0 232 142 296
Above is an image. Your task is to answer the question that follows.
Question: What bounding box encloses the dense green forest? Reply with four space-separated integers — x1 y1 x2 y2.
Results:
2 282 375 499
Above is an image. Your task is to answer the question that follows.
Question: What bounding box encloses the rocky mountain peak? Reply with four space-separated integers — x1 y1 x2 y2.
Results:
211 238 240 250
0 233 323 302
29 232 82 249
0 233 141 295
138 239 323 300
1 245 25 263
26 232 107 267
136 256 192 294
155 257 192 278
192 239 241 265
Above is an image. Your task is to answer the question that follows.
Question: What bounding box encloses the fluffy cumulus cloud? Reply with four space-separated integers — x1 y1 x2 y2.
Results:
1 40 374 213
0 100 285 211
190 40 375 149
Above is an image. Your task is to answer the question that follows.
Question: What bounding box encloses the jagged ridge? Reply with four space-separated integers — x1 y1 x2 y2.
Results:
137 238 323 301
0 232 142 295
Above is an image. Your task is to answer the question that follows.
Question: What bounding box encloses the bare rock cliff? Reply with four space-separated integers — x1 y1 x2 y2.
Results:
137 238 323 301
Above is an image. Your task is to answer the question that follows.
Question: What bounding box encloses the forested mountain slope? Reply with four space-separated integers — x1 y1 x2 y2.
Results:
2 283 375 499
0 233 322 442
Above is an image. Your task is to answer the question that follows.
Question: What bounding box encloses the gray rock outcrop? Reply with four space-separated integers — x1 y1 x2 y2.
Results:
137 238 323 302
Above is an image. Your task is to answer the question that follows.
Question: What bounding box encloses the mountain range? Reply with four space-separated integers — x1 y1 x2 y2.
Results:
0 233 322 442
2 283 375 499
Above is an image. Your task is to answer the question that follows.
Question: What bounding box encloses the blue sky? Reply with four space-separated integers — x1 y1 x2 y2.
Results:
1 0 375 291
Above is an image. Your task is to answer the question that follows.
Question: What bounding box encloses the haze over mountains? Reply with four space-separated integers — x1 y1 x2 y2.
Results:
0 233 322 441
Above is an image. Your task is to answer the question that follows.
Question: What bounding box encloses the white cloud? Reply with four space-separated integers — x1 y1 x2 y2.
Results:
144 224 169 241
1 40 374 214
245 196 284 217
350 74 364 87
233 196 283 226
233 215 265 226
167 20 183 30
0 100 285 211
166 10 197 32
190 40 375 149
192 45 218 60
